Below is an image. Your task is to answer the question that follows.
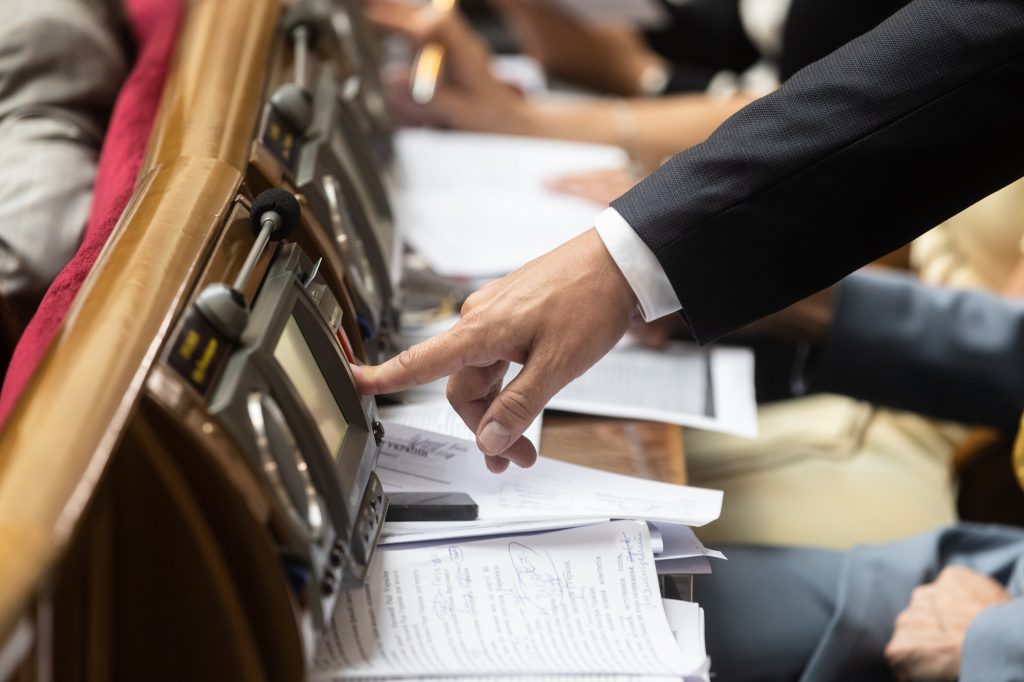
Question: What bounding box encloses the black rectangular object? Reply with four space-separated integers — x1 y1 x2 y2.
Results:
385 492 478 522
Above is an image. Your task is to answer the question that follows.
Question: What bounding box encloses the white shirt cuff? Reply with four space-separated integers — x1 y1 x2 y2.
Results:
594 207 681 322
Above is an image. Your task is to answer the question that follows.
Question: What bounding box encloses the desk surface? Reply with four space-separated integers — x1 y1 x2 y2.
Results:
540 412 686 485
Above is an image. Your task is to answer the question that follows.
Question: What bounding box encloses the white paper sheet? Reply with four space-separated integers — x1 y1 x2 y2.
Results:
381 518 727 569
313 521 696 678
547 340 758 438
360 677 683 682
649 522 727 561
379 400 544 453
360 601 711 682
393 129 628 277
647 524 664 555
375 423 723 527
662 599 708 678
379 518 608 546
545 0 669 27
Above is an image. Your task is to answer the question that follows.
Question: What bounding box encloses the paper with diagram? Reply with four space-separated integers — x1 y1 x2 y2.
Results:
313 521 699 679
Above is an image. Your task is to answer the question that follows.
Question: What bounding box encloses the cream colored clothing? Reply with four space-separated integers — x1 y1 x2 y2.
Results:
688 395 961 549
911 178 1024 290
688 178 1024 550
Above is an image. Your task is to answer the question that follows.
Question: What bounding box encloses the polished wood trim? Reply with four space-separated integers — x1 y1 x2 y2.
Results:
541 413 687 485
145 0 280 174
123 415 268 681
0 0 280 636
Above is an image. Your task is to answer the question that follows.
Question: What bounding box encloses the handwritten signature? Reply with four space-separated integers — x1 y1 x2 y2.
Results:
620 531 647 564
449 545 472 588
507 542 564 613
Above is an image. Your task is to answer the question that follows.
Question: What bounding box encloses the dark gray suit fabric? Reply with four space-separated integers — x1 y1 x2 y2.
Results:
807 524 1024 682
612 0 1024 344
807 270 1024 430
696 545 844 682
701 525 1024 682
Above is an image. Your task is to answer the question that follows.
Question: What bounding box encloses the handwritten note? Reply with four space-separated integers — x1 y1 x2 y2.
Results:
313 521 695 679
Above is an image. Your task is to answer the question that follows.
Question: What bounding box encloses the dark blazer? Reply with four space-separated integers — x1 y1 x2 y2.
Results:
613 0 1024 343
809 270 1024 430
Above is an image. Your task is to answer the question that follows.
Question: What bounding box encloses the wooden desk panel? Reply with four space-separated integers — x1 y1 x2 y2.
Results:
540 412 686 485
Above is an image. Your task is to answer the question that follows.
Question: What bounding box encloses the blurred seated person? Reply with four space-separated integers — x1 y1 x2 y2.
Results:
0 0 128 329
370 0 906 169
493 0 905 97
697 268 1024 681
643 179 1024 549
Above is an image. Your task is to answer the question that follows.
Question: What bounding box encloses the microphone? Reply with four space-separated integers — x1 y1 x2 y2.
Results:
196 189 301 340
250 188 301 240
231 189 300 293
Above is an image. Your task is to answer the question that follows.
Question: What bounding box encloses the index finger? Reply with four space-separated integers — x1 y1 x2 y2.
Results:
353 323 487 395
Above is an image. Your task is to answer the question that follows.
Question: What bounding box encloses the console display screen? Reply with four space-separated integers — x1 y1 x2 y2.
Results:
274 316 347 458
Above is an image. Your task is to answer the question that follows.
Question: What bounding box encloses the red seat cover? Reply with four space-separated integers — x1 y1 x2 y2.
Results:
0 0 185 426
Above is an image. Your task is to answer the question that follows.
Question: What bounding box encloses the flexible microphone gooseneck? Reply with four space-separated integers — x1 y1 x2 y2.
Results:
195 189 302 340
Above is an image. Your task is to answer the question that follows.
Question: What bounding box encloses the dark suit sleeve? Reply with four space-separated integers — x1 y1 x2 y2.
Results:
611 0 1024 344
806 271 1024 429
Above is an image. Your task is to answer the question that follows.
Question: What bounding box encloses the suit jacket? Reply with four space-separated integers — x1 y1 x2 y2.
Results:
806 270 1024 430
613 0 1024 344
801 523 1024 681
766 273 1024 680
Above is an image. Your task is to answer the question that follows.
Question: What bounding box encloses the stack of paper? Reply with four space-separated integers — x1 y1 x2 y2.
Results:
374 422 726 575
313 521 710 681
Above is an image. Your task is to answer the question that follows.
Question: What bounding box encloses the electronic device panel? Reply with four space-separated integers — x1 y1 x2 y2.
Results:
259 16 400 363
295 67 400 340
207 244 387 625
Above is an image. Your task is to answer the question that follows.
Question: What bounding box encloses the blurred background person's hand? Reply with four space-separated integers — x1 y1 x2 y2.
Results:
489 0 669 97
368 0 753 169
367 0 534 132
546 166 641 205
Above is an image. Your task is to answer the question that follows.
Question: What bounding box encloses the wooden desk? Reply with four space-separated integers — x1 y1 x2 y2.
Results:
540 411 687 485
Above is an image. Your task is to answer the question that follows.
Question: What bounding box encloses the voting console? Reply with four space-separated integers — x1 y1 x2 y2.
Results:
0 1 402 679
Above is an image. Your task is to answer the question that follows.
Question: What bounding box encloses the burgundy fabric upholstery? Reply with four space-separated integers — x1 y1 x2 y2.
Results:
0 0 184 425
